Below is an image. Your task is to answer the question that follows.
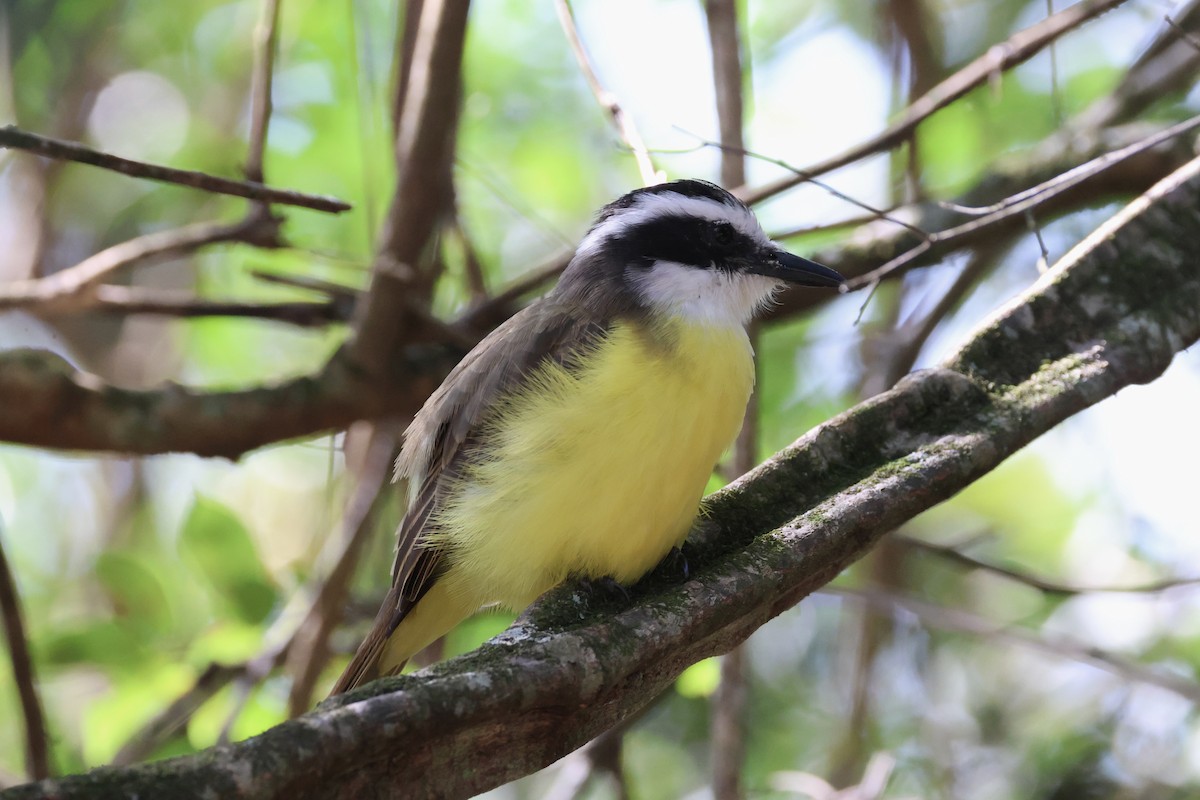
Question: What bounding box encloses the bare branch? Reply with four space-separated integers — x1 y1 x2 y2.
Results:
829 586 1200 703
685 131 932 240
245 0 282 184
843 112 1200 291
900 535 1200 596
250 269 360 304
878 243 1007 389
741 0 1131 204
285 423 400 715
704 0 744 190
87 285 348 328
0 528 51 780
0 215 282 312
0 126 351 213
456 248 573 333
704 5 751 796
711 646 747 800
0 348 450 458
349 0 471 380
555 0 658 185
113 664 247 766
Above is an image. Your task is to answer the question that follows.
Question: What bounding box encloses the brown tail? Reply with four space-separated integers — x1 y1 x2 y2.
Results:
329 588 407 696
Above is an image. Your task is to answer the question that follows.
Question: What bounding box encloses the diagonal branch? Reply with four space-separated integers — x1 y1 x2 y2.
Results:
843 111 1200 290
741 0 1130 204
10 138 1200 800
555 0 659 185
900 535 1200 596
831 586 1200 702
0 215 283 312
0 528 51 780
0 126 350 213
766 118 1197 322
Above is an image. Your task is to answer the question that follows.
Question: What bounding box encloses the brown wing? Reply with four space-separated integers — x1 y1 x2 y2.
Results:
330 296 608 694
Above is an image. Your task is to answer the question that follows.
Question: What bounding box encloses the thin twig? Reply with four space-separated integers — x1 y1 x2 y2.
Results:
0 214 282 312
0 526 51 779
1166 13 1200 54
113 663 247 765
845 111 1200 291
285 423 399 714
687 132 929 240
554 0 659 185
1044 0 1064 125
769 211 898 242
245 0 283 184
940 114 1200 216
741 0 1130 204
827 585 1200 704
0 126 351 213
454 217 489 302
89 285 348 327
884 243 1004 382
456 248 573 331
901 535 1200 596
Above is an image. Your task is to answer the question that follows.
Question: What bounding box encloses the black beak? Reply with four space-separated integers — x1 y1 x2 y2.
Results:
750 248 844 289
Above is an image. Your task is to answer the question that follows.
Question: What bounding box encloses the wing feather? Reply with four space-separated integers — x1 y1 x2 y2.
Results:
332 296 608 692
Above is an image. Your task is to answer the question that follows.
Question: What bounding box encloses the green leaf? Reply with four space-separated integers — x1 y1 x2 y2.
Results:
675 657 721 698
94 550 172 634
40 621 146 668
179 495 279 624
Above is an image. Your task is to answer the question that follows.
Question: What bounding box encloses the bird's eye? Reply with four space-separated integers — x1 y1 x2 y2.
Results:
710 223 736 247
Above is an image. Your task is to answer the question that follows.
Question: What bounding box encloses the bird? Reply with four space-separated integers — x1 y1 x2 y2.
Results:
331 179 843 695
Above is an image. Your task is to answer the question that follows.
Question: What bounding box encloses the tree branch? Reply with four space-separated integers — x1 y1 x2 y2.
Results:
87 285 348 328
741 0 1130 204
0 348 453 458
8 146 1199 800
899 535 1200 596
555 0 659 185
0 126 350 213
766 118 1197 321
0 529 50 780
348 0 471 381
829 586 1200 702
244 0 282 185
0 215 283 313
704 4 751 798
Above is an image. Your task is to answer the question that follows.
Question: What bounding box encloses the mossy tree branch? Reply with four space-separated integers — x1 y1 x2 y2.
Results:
5 146 1198 800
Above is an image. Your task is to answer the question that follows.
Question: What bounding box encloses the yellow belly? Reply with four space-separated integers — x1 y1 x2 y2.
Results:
431 318 755 609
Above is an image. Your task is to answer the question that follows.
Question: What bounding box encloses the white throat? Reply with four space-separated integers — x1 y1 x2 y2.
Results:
630 261 781 328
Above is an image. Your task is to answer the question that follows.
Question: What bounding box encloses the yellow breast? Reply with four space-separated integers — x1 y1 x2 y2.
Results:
433 317 755 608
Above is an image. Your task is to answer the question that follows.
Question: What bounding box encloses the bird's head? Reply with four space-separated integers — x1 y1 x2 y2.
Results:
559 179 843 327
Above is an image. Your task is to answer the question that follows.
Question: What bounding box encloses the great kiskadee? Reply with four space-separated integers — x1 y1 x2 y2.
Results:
331 179 843 694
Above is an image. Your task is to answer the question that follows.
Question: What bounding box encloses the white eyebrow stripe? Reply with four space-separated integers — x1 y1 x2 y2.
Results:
575 192 770 258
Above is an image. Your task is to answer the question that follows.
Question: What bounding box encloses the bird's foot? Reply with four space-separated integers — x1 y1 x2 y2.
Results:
647 545 691 583
570 575 633 610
